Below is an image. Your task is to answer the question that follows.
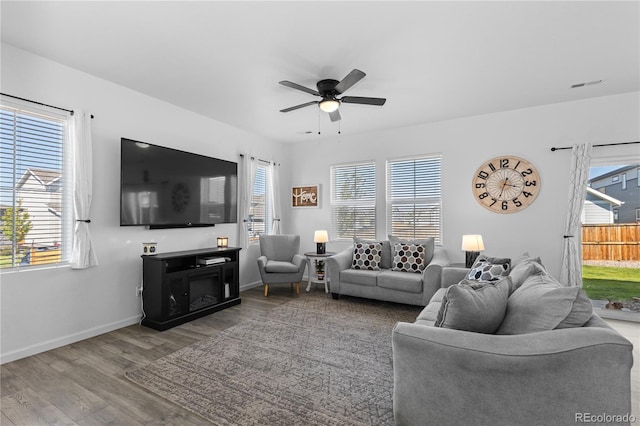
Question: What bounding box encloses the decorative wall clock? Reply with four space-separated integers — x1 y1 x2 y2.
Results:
471 155 540 213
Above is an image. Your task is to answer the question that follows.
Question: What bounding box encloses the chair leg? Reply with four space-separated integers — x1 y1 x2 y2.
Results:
264 284 269 297
295 282 300 296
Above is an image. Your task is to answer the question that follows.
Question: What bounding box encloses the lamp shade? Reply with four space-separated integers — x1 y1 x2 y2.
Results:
314 230 329 243
461 235 485 252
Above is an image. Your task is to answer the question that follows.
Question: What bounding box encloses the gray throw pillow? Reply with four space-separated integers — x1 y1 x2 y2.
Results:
496 274 593 335
508 258 547 293
388 235 435 264
434 278 510 334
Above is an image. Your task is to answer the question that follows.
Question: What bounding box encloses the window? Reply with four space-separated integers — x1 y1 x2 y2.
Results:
636 208 640 224
248 164 272 241
621 173 627 190
0 101 72 269
330 161 376 240
386 154 442 244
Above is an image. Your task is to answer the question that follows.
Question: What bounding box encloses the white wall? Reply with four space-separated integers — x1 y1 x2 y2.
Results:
284 92 640 276
0 44 286 363
2 43 639 364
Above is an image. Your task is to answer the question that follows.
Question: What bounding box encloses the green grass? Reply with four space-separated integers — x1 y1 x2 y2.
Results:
582 265 640 301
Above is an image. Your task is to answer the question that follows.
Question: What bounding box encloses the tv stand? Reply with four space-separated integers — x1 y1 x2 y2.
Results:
141 247 241 330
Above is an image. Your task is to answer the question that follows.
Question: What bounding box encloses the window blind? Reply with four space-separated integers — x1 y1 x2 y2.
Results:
386 155 442 244
0 105 69 268
249 164 271 240
330 161 376 240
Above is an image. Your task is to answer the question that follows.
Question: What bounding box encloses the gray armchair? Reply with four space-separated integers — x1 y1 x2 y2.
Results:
257 234 306 297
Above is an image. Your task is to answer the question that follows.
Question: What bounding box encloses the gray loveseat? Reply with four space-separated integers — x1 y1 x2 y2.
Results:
392 255 634 425
326 237 450 306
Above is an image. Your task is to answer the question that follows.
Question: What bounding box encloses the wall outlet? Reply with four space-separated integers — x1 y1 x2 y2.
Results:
136 287 143 297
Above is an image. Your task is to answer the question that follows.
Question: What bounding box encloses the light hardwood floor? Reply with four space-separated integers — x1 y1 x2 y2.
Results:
1 287 638 425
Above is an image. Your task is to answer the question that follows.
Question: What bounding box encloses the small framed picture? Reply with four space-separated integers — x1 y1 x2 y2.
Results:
292 184 319 208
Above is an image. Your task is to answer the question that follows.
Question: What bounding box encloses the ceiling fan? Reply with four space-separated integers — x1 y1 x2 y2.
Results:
279 69 386 122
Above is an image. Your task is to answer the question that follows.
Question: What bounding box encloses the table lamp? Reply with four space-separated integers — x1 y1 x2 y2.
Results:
217 236 228 248
461 234 484 268
314 230 329 254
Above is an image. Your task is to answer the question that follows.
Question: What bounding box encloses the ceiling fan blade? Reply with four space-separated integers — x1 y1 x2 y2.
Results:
279 80 320 96
329 109 341 122
340 96 386 106
334 69 366 94
280 101 318 113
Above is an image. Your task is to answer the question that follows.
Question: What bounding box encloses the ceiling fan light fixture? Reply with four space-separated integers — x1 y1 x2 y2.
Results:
319 99 340 113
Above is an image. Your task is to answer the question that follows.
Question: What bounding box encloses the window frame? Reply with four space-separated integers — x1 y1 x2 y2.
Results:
385 153 443 244
0 99 73 270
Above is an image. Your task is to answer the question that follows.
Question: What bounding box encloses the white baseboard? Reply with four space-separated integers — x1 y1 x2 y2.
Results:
0 315 142 364
240 281 262 292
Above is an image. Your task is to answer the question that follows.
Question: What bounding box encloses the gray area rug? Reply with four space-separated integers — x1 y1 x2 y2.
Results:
125 295 421 425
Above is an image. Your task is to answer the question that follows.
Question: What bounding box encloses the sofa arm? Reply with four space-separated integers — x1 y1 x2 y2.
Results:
327 247 352 294
421 247 450 304
392 322 633 426
440 266 470 288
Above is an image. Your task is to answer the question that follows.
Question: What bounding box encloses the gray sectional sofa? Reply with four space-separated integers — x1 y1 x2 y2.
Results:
326 236 450 306
392 255 634 426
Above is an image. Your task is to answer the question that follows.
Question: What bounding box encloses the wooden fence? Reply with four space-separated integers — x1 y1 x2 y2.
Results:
581 224 640 261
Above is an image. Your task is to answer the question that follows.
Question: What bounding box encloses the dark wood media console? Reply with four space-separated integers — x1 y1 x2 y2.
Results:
141 247 241 330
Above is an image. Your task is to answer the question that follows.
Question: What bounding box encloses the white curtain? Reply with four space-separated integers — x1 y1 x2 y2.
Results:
269 161 282 234
560 143 592 287
69 110 99 269
238 154 257 249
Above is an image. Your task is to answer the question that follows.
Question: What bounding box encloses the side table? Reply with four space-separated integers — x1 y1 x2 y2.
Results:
304 251 336 293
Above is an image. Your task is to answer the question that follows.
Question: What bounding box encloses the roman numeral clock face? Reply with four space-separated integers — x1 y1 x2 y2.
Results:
472 155 541 213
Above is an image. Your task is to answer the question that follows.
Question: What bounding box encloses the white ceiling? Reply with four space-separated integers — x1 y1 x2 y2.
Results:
2 1 639 143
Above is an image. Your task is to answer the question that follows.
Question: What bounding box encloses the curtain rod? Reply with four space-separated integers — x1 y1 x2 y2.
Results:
0 93 94 119
550 141 638 152
239 153 279 165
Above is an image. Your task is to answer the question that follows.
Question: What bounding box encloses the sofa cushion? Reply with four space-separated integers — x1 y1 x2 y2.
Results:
496 274 593 335
389 235 435 264
416 288 447 322
378 270 423 293
467 255 511 282
434 278 510 334
265 260 300 273
354 238 392 269
392 243 427 273
351 241 382 270
340 268 381 287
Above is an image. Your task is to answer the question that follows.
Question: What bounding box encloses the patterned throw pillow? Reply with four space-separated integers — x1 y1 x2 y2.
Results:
467 255 511 282
392 243 426 273
351 242 382 270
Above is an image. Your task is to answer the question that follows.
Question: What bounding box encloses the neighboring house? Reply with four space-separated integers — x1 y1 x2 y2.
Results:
14 168 62 247
582 187 623 224
588 164 640 223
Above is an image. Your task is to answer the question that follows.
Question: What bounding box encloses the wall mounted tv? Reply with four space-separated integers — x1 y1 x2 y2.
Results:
120 138 237 228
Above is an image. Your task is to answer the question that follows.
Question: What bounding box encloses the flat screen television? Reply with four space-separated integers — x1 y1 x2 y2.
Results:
120 138 237 228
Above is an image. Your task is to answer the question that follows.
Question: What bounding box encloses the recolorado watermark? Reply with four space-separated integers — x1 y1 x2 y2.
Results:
575 412 636 423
